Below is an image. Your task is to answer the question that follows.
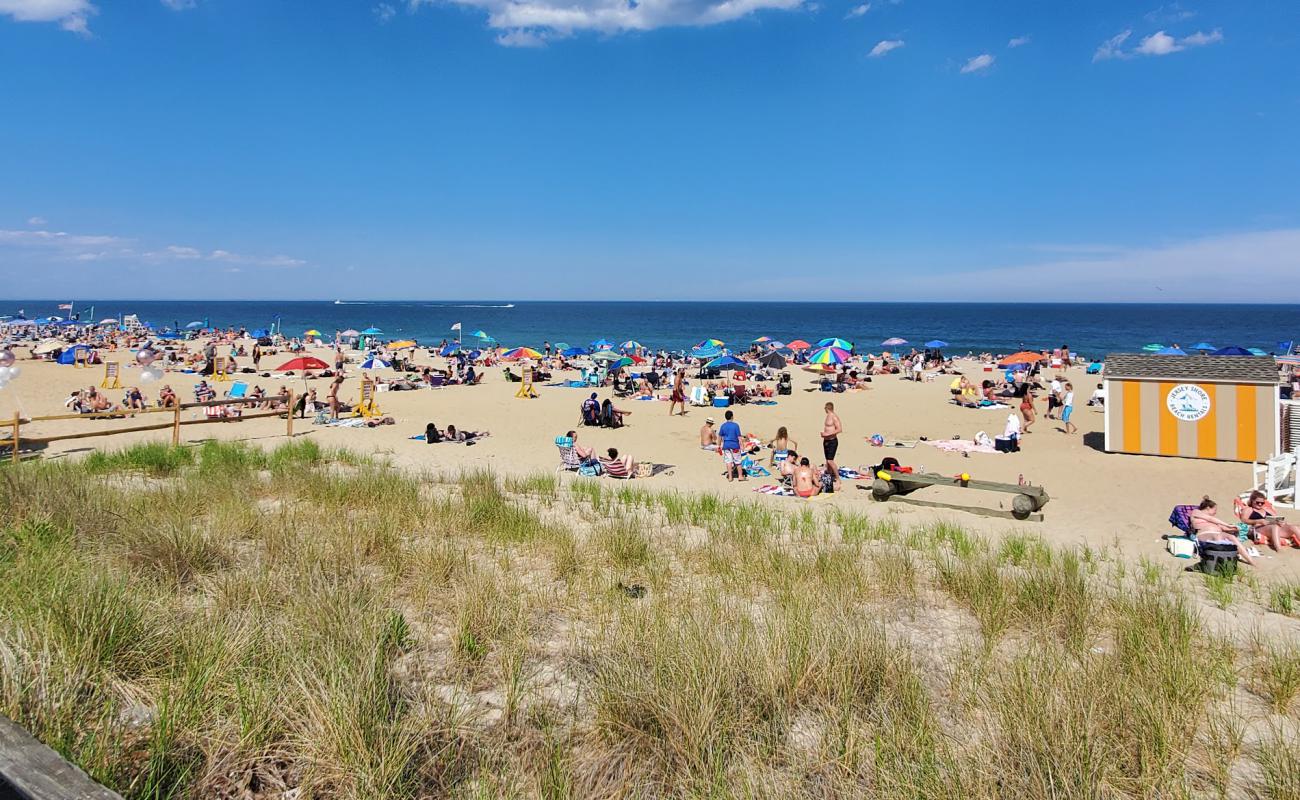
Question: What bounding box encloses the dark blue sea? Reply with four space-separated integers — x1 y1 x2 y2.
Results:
4 300 1298 360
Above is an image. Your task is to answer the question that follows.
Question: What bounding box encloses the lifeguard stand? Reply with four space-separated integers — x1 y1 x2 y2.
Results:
212 356 231 382
74 348 92 369
100 361 121 389
515 366 538 398
357 376 382 418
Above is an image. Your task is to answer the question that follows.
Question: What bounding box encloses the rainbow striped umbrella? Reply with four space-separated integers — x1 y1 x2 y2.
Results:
502 346 543 360
696 338 724 349
808 346 851 365
817 337 853 350
620 340 643 350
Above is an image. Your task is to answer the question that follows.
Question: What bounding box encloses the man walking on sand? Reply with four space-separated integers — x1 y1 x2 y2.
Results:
821 401 842 490
668 368 686 416
718 410 745 482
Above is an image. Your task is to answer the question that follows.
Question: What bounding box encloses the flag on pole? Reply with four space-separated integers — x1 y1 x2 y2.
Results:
58 302 73 310
450 322 462 331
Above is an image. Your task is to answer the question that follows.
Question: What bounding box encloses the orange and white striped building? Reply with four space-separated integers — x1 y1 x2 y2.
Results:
1103 354 1280 463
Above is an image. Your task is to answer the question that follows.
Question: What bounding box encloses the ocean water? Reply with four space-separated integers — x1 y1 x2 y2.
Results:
4 300 1298 360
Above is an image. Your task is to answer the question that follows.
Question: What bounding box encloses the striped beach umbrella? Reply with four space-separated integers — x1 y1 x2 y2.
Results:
590 349 622 361
502 346 543 360
620 340 643 350
808 346 851 365
696 338 724 349
817 337 853 350
881 337 908 346
752 336 772 344
360 357 391 369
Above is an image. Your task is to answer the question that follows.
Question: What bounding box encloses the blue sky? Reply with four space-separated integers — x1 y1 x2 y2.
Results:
1 0 1297 301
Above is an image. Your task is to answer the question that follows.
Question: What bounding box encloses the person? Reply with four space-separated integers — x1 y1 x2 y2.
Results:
604 447 636 474
668 368 686 416
1046 374 1063 419
334 348 345 374
566 429 595 461
252 342 262 370
1061 382 1076 434
911 353 923 382
1237 490 1300 551
601 398 630 428
1088 383 1106 407
581 392 600 426
700 417 719 449
158 384 177 408
1190 496 1255 565
718 410 745 482
768 425 796 465
1014 374 1036 433
124 386 145 410
792 457 820 497
328 375 344 420
821 401 842 490
425 422 444 443
779 449 799 484
446 424 488 442
195 380 215 402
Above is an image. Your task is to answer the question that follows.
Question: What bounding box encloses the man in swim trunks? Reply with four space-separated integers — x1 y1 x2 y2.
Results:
699 417 718 449
820 401 842 490
718 410 745 482
669 368 686 416
792 457 820 497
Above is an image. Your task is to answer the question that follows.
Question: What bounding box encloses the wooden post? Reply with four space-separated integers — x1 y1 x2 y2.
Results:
286 389 294 438
172 403 181 446
11 412 19 465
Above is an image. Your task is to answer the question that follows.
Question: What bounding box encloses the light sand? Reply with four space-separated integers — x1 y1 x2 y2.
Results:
4 341 1298 579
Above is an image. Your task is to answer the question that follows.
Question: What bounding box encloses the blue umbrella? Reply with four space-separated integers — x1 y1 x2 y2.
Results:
924 340 949 349
469 329 490 339
1248 347 1269 356
361 326 383 335
361 357 391 369
1155 346 1187 355
439 344 463 357
1211 346 1251 356
560 346 587 358
1190 342 1216 352
692 345 724 359
591 338 615 350
185 321 205 329
705 355 748 370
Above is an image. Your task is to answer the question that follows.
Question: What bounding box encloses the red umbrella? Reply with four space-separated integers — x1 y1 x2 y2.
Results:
276 356 329 371
787 339 812 351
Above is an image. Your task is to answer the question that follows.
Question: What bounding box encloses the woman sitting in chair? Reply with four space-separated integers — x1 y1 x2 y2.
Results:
599 447 637 478
1237 491 1300 551
1191 496 1256 565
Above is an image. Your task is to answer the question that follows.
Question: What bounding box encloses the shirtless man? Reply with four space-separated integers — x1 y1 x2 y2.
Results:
699 417 719 449
792 457 820 497
328 375 343 420
668 369 686 416
820 401 842 490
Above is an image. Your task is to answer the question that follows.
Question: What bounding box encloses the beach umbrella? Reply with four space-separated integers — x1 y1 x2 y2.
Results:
759 351 787 369
1142 343 1163 352
787 339 812 351
360 357 391 370
251 328 270 338
388 339 417 350
185 321 204 329
998 351 1048 366
361 327 383 335
340 329 360 337
560 346 586 358
620 340 643 350
924 340 949 349
1190 342 1216 352
276 356 330 371
100 318 119 325
696 338 724 349
808 346 851 365
767 341 786 350
691 345 723 359
881 337 908 346
469 329 490 339
817 337 853 350
438 344 463 357
610 357 635 369
590 349 622 361
502 346 543 360
1248 347 1269 356
553 342 570 351
590 338 615 350
304 329 322 336
752 336 772 344
705 355 748 371
1211 346 1251 356
33 340 62 355
1155 346 1187 356
1276 355 1300 367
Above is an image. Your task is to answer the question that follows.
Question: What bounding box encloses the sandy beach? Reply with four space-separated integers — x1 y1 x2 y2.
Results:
4 338 1297 580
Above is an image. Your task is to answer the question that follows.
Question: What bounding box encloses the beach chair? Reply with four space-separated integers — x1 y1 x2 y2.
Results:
1245 452 1297 509
580 399 601 427
689 386 709 406
599 456 634 479
224 381 249 419
555 435 582 472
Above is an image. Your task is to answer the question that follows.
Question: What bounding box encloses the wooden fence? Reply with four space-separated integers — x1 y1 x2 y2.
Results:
1 391 296 464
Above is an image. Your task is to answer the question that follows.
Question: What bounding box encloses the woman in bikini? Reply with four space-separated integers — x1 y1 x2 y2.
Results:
1237 490 1300 551
1191 496 1255 565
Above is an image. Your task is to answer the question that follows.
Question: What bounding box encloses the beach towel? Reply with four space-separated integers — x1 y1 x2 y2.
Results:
837 467 862 480
754 484 795 496
922 439 1000 455
751 400 778 406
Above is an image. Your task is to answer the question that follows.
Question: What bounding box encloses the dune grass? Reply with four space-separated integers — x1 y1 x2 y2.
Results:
2 443 1299 799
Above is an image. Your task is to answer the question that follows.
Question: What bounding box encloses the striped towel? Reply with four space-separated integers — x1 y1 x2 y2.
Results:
753 485 795 496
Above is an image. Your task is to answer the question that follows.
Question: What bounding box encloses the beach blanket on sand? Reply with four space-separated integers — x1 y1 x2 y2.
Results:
751 400 778 406
754 484 795 496
837 467 862 479
318 418 366 428
922 439 999 455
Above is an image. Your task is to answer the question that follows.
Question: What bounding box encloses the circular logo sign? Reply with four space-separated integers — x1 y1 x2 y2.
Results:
1166 384 1211 422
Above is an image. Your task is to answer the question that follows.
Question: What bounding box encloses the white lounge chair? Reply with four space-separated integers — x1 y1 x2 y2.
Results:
1245 451 1297 509
689 386 709 406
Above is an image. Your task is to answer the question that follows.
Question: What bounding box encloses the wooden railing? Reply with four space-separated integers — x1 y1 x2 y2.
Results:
2 391 296 464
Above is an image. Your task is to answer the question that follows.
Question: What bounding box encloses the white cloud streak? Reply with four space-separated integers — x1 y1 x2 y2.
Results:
868 38 903 57
1095 27 1222 60
0 0 95 34
1007 35 1029 48
0 227 305 269
960 53 994 73
26 216 46 226
408 0 806 46
843 2 868 19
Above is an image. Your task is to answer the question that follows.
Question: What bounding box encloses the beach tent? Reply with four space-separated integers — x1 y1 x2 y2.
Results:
251 328 270 339
1211 346 1251 356
1103 354 1279 462
57 344 90 365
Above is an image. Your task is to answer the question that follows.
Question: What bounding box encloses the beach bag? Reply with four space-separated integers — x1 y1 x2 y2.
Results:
635 462 653 479
1166 537 1195 558
1189 542 1238 576
975 431 994 448
578 461 603 477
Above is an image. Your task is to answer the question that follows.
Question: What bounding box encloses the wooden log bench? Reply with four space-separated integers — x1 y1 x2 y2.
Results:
0 715 123 799
867 470 1050 521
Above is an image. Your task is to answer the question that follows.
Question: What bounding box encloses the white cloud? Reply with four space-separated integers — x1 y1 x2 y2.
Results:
0 228 120 247
1007 35 1029 48
1135 30 1179 55
960 53 994 73
844 2 868 19
1179 28 1222 47
0 0 95 33
868 38 903 57
164 245 202 259
373 2 396 22
159 0 195 9
408 0 806 45
0 226 305 269
1146 3 1196 24
1093 29 1132 61
26 216 46 226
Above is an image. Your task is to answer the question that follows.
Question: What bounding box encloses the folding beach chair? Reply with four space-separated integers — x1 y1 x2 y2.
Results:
555 435 582 472
599 456 634 479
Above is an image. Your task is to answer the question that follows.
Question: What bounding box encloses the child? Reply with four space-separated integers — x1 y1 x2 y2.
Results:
1061 382 1076 434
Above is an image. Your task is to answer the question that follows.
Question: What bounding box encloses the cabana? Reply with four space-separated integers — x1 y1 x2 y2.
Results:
1103 354 1280 462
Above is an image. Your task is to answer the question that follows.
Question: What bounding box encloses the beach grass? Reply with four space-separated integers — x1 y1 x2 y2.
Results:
2 448 1299 798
